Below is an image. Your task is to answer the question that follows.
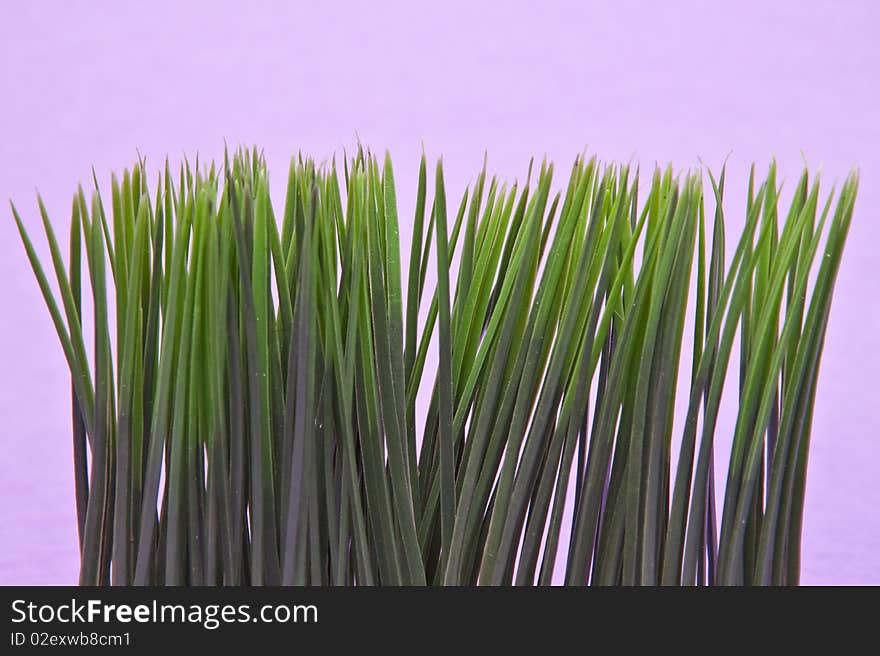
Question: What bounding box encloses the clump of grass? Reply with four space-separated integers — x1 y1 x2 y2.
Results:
12 147 857 586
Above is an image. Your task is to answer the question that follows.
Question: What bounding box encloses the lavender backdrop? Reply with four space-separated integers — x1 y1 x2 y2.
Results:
1 1 877 585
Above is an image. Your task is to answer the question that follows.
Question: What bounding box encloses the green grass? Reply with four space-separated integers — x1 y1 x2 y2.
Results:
12 147 857 585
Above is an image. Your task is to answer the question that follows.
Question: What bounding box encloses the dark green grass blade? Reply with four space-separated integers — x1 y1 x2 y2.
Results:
67 198 89 550
80 196 115 585
433 160 456 571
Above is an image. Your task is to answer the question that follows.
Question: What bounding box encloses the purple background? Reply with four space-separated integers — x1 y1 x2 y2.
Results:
1 1 877 585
